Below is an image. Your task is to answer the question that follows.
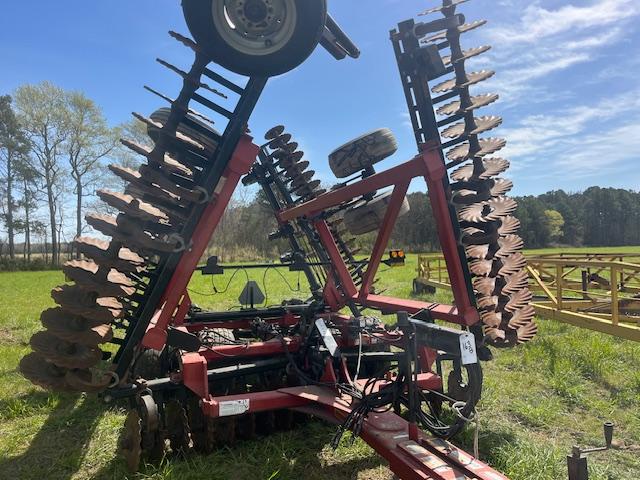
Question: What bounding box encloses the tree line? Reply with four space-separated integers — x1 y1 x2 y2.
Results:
0 82 141 268
2 82 638 270
207 186 640 261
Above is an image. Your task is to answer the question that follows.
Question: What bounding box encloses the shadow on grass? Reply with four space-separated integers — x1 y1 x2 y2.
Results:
0 392 105 480
92 419 392 480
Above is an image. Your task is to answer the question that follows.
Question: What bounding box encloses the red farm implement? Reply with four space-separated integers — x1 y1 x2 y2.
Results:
19 1 537 478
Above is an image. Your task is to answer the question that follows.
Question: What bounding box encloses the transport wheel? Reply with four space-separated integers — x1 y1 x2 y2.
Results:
329 128 398 178
182 0 327 77
343 191 410 236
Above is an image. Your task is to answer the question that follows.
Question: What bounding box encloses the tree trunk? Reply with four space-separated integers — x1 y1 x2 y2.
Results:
24 183 31 262
75 180 82 259
45 175 58 266
6 150 14 259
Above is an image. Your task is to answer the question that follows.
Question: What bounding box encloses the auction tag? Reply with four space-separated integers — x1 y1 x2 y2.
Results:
219 399 250 417
459 332 478 365
315 318 339 357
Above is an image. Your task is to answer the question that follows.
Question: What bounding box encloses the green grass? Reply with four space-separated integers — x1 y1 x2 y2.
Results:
0 252 639 479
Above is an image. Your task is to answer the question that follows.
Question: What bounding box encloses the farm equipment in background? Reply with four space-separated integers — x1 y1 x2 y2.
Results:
19 1 536 478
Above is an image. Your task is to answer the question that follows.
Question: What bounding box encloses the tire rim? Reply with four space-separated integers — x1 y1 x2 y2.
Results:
212 0 297 57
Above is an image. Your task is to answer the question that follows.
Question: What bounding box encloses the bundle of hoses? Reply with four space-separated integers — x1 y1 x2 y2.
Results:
421 0 537 347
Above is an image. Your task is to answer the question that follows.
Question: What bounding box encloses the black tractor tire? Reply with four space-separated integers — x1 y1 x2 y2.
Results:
329 128 398 178
182 0 327 77
343 191 410 236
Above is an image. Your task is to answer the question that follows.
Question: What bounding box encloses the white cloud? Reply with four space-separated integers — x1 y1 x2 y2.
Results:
488 0 638 44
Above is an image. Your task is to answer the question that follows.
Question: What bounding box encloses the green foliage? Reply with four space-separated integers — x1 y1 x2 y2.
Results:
1 258 639 479
0 256 56 272
543 209 564 242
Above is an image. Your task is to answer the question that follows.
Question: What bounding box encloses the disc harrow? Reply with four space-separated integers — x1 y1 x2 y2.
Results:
397 1 537 347
17 2 531 479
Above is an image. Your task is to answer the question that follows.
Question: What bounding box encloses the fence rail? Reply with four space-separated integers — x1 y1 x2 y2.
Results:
414 253 640 342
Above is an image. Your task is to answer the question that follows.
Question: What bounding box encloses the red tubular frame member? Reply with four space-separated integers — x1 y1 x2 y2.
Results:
142 134 260 350
279 148 479 327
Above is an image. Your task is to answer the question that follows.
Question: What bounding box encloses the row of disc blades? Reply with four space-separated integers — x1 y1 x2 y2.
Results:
263 126 367 286
120 370 302 472
422 1 537 347
19 32 222 391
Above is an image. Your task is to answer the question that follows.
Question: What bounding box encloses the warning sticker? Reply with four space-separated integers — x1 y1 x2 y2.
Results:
315 318 339 356
219 399 250 417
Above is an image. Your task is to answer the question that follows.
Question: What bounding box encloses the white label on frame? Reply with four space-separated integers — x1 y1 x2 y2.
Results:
459 332 478 365
219 399 250 417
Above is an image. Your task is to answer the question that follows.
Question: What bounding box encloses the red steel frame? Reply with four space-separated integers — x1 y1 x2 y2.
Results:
136 136 506 479
279 146 479 326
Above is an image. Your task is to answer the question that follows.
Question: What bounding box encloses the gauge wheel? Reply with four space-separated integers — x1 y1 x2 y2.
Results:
182 0 327 77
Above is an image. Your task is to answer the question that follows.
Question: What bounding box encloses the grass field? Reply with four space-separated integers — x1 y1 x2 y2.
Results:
0 251 639 480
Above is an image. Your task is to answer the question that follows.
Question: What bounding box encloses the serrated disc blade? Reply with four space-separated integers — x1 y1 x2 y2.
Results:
515 320 538 343
501 270 530 295
437 93 499 116
420 0 469 15
442 116 502 139
65 369 114 393
422 20 487 44
480 310 502 328
498 217 521 236
265 125 285 140
63 260 135 297
19 352 71 391
469 257 494 276
507 305 536 329
505 288 533 313
290 171 316 189
75 237 144 273
459 196 517 223
51 285 123 322
451 157 510 181
98 190 169 224
269 133 292 149
30 331 102 369
447 138 506 163
443 45 491 66
432 70 495 94
497 252 527 276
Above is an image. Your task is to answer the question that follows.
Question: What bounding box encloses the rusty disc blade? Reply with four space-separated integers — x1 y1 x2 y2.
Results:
148 108 218 154
451 157 510 182
500 270 530 295
474 276 498 296
293 179 321 195
442 116 502 139
284 160 309 176
65 369 114 393
121 139 193 178
98 190 169 224
459 196 518 223
43 318 113 346
515 320 538 343
480 310 503 328
447 138 506 163
19 352 71 391
490 178 513 197
30 331 103 369
422 20 487 44
443 45 491 66
279 151 305 167
137 165 203 204
420 0 469 15
476 294 498 310
505 288 533 313
290 171 316 189
497 252 527 276
432 70 495 94
506 304 536 329
133 112 206 154
465 243 491 259
268 133 292 149
75 236 145 273
125 184 187 216
437 93 499 117
265 125 285 140
469 258 494 276
109 164 142 184
281 142 299 154
498 217 521 236
51 285 123 322
486 234 524 259
483 327 508 347
63 259 135 297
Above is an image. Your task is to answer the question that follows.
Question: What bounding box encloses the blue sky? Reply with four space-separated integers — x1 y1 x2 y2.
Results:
1 0 639 197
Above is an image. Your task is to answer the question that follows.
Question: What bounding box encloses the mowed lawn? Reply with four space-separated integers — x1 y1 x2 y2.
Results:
0 251 639 480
